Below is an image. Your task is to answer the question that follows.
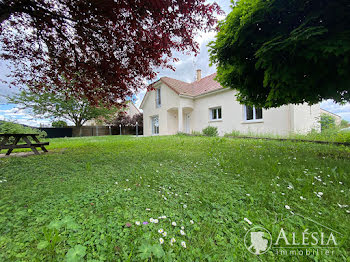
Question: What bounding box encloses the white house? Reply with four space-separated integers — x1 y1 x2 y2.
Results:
140 70 320 136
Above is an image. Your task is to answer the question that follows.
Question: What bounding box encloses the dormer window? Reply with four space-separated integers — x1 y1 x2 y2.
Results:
156 88 161 108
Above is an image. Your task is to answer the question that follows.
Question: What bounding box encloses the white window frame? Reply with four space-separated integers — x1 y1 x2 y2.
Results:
209 107 222 121
244 105 263 122
151 115 159 135
155 88 161 108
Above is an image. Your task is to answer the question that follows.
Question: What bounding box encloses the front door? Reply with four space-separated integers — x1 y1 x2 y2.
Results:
185 113 190 133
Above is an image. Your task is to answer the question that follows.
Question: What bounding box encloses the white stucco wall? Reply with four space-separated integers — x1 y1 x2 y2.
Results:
292 103 321 133
141 82 180 136
191 89 294 136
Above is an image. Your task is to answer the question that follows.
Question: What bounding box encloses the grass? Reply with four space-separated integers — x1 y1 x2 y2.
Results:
224 128 350 143
0 135 349 261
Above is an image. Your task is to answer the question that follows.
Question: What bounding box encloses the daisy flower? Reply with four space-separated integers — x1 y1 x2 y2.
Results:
135 221 141 226
172 222 177 226
159 238 164 244
180 230 186 235
181 241 186 248
190 220 194 224
285 205 291 210
158 229 164 233
244 218 252 225
162 231 167 237
170 238 176 245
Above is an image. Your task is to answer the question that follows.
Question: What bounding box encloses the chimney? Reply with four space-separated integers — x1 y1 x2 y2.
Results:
196 69 202 81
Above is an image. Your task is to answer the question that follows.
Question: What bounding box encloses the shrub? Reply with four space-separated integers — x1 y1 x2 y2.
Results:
52 120 68 127
202 126 218 137
0 121 47 139
320 114 336 130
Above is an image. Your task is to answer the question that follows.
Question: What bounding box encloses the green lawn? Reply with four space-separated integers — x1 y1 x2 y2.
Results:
0 135 349 261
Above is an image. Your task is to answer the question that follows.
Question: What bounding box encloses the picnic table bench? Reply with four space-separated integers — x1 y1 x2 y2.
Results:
0 134 49 156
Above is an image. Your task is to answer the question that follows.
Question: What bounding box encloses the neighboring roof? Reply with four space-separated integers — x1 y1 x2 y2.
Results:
160 73 222 96
140 73 224 109
320 108 342 118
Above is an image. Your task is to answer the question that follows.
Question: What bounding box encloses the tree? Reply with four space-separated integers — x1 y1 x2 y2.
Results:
111 112 143 127
340 119 349 129
8 90 117 132
51 120 68 128
320 114 335 131
209 0 350 108
0 1 222 105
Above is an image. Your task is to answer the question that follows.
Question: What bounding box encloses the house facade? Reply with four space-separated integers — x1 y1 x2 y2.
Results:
140 70 320 136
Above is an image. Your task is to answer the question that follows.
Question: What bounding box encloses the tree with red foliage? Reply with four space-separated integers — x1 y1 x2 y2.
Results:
111 111 143 128
0 0 222 106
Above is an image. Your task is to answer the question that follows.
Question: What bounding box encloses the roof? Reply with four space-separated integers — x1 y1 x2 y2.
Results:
320 108 342 118
140 73 225 109
160 73 222 96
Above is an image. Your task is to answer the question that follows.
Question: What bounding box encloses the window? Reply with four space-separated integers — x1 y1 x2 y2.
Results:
152 116 159 135
244 105 263 121
210 107 222 120
156 88 161 107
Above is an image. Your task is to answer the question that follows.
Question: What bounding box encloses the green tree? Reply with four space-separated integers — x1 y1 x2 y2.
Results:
209 0 350 108
340 119 349 129
51 121 68 128
320 114 335 131
9 90 117 135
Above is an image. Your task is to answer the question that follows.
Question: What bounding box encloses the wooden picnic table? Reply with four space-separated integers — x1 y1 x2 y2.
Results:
0 134 49 156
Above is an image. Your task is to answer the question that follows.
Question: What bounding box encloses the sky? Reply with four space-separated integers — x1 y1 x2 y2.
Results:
0 0 349 126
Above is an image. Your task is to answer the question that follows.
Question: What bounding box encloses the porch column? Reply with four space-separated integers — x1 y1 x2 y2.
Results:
178 106 183 133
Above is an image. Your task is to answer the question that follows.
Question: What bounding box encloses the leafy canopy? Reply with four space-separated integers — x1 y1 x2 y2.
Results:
8 90 117 127
0 0 222 105
209 0 350 108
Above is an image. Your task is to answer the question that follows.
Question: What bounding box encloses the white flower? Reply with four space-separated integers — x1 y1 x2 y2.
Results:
181 226 185 230
146 208 151 211
172 222 177 226
154 219 159 224
159 238 164 244
162 231 167 237
300 196 306 200
339 181 343 184
181 241 186 248
276 184 280 187
190 220 194 224
244 218 252 225
158 229 164 233
318 192 323 196
150 218 154 223
135 221 140 226
183 204 187 209
285 205 291 210
170 238 176 245
180 230 186 235
246 194 250 196
147 185 150 187
115 182 118 185
126 179 129 182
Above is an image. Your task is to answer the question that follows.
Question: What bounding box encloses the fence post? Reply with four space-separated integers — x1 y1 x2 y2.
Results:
119 124 122 135
136 122 138 137
109 126 112 135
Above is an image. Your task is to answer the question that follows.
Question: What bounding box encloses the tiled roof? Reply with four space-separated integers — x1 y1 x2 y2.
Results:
159 73 223 97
